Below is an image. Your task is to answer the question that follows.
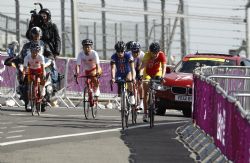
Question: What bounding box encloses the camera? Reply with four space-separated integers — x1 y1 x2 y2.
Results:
29 3 43 27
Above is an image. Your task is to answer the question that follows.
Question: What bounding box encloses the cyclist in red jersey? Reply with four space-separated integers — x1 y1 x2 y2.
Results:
139 42 167 122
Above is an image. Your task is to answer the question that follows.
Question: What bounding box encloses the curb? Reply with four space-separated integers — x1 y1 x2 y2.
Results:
176 123 232 163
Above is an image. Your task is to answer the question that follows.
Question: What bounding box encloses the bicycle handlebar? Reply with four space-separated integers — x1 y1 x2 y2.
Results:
74 74 100 85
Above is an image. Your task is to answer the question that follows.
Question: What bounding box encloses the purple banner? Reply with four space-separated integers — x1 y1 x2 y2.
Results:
65 59 117 94
0 55 16 88
193 75 250 162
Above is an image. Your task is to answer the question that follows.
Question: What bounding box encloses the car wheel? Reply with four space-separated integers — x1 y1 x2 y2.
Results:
182 108 191 117
156 107 166 116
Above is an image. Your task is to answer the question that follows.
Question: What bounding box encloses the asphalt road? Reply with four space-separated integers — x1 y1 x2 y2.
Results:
0 106 195 163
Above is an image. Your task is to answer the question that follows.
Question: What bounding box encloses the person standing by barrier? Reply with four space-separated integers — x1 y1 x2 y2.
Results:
75 39 102 97
139 42 167 122
130 41 145 111
110 41 136 104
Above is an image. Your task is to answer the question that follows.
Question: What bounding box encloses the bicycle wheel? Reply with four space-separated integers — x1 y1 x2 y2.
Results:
91 96 98 119
120 90 126 130
131 105 137 124
148 92 154 128
125 96 130 128
131 87 138 124
36 85 41 116
30 82 35 116
83 87 90 119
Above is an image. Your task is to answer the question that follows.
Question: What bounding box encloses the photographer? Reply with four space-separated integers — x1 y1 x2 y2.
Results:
26 7 61 59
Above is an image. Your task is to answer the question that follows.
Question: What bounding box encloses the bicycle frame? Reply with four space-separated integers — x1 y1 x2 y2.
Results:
111 79 132 130
29 73 42 116
147 79 161 128
75 75 99 119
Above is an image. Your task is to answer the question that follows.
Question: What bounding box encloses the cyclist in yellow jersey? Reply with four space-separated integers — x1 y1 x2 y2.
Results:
139 42 167 122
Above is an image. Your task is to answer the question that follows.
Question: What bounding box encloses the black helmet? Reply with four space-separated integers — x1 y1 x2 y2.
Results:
131 42 141 53
125 41 134 51
30 26 42 37
30 43 41 52
39 8 51 20
115 41 126 52
82 39 93 46
149 42 160 53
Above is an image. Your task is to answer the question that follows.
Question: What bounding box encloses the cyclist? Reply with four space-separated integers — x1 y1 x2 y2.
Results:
130 41 145 110
110 41 136 105
23 43 46 104
139 42 167 122
75 39 102 97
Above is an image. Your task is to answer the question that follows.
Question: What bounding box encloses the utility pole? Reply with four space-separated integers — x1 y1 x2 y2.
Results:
180 0 186 58
143 0 149 50
71 0 79 57
246 0 250 58
61 0 66 57
15 0 20 51
101 0 107 60
161 0 165 52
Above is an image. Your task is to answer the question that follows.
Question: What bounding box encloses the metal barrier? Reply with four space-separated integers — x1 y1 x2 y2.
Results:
193 66 250 163
0 54 118 108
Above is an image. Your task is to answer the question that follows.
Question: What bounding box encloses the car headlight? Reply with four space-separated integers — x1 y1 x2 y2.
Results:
153 83 170 91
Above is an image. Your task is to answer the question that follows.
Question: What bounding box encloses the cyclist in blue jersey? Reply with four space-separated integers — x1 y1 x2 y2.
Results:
110 41 136 104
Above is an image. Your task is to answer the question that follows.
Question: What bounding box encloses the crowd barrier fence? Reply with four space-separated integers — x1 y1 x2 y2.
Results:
193 66 250 163
0 54 119 108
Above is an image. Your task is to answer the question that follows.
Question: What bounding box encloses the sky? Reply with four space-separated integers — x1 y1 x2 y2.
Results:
0 0 247 60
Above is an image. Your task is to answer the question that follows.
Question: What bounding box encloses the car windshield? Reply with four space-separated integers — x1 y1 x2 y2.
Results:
175 58 236 73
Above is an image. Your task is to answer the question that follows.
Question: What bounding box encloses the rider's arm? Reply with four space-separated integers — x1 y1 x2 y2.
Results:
75 52 82 75
130 61 136 80
110 62 116 81
161 62 167 78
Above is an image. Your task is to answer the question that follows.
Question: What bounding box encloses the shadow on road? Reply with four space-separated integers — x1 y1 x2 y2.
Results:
119 121 194 163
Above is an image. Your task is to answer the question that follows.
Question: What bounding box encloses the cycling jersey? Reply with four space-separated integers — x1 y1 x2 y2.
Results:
24 53 45 70
130 51 145 79
142 51 166 79
76 50 100 74
111 52 133 79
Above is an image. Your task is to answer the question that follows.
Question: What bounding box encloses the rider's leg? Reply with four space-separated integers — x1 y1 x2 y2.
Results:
126 72 135 105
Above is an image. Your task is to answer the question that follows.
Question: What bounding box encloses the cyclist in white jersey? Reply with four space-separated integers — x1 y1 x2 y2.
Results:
130 42 145 111
75 39 102 97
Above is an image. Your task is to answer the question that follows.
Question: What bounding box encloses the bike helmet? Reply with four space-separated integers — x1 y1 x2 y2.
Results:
39 8 51 20
115 41 126 52
149 42 160 54
30 43 41 52
131 42 141 53
30 26 42 37
81 39 93 46
125 41 133 51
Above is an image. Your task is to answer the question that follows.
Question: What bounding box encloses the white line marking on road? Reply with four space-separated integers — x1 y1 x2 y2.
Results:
6 135 23 139
10 113 28 116
0 121 188 146
98 115 120 118
11 126 27 129
0 122 12 125
42 114 60 117
7 130 25 134
22 120 37 123
0 132 3 134
0 127 7 129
